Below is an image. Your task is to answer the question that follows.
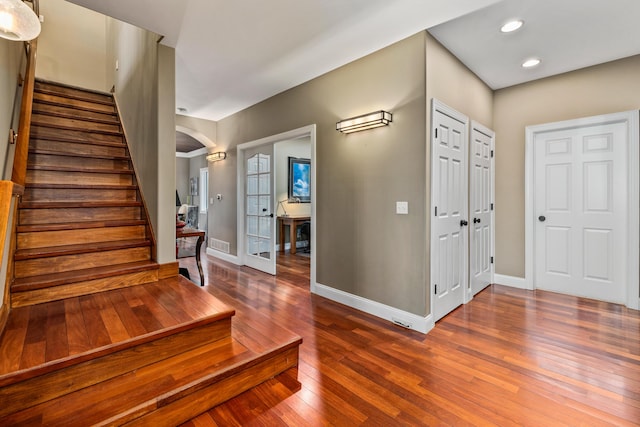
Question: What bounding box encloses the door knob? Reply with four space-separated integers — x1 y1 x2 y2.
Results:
473 218 481 224
538 215 546 222
460 220 468 227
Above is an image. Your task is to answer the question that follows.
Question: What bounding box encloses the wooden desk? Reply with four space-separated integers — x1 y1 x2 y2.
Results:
278 216 310 255
176 227 205 286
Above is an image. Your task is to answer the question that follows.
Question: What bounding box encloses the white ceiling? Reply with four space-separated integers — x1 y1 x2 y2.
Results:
429 0 640 90
67 0 640 121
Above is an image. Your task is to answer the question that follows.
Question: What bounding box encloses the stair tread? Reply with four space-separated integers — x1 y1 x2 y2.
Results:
25 183 137 190
32 107 120 125
14 238 151 260
19 200 142 209
30 130 125 148
11 260 159 292
28 148 129 160
31 119 123 136
32 95 117 115
27 164 133 173
34 87 114 107
0 277 236 383
17 219 146 233
0 277 301 425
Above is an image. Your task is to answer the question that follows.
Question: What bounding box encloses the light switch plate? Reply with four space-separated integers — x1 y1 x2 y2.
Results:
396 201 408 214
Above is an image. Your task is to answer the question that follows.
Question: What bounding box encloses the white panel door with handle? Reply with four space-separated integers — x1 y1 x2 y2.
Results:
431 100 468 322
533 120 627 302
470 122 494 296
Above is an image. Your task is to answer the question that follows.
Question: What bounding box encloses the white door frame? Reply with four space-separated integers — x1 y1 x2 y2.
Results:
524 110 639 309
469 121 495 299
237 125 316 282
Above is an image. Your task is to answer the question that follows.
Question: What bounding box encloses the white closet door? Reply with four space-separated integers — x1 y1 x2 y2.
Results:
470 122 494 296
431 100 468 322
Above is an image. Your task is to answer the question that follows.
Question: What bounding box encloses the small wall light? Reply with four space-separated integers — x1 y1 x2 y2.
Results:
336 110 392 134
206 151 227 162
0 0 41 41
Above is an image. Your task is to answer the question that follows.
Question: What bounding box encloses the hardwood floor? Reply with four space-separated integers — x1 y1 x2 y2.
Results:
179 252 640 426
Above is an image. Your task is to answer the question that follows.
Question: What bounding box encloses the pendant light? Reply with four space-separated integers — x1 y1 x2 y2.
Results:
0 0 41 41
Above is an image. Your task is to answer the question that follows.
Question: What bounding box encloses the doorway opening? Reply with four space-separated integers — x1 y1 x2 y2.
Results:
236 125 316 286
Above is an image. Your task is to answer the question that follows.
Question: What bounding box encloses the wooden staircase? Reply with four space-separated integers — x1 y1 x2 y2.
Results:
11 80 157 308
0 80 302 425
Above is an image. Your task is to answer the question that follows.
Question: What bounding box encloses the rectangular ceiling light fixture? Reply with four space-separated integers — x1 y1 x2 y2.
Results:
206 151 227 162
336 110 392 134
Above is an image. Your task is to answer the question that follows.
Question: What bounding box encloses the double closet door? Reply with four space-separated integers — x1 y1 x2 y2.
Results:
431 100 494 322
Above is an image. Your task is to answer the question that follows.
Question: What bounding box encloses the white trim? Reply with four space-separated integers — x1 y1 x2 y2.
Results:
312 282 434 334
493 274 528 290
206 247 241 265
430 99 470 318
525 110 640 306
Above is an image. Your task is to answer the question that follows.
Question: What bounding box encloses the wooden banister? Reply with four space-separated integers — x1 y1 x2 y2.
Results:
11 38 37 188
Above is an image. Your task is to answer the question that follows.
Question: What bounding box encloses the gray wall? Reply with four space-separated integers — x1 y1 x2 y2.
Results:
105 18 176 263
176 157 189 206
213 32 428 316
0 39 23 179
37 0 108 92
0 38 24 307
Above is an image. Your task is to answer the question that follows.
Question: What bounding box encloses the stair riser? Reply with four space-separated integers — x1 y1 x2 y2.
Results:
33 102 118 123
32 113 121 134
35 82 113 104
0 318 233 419
31 126 123 145
19 207 142 225
26 170 134 186
30 139 127 158
17 226 147 250
121 347 299 427
33 92 116 114
28 153 130 171
23 188 137 203
10 269 159 308
15 247 151 278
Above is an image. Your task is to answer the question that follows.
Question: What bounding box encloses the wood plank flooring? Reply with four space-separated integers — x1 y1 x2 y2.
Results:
179 251 640 426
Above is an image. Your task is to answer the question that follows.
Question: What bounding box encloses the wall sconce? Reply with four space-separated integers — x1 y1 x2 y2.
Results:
206 151 227 162
0 0 41 41
336 110 392 134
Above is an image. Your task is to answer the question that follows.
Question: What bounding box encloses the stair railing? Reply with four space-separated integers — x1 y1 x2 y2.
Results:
11 36 37 189
1 0 39 324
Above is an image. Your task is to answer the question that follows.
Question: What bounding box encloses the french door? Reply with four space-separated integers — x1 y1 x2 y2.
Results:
244 145 276 274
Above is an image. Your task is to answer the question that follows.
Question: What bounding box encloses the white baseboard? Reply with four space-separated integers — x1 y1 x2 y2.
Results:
206 247 241 265
311 282 434 334
493 274 529 290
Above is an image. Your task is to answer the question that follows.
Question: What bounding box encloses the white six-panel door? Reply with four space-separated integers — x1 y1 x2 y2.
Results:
533 121 627 303
431 100 468 321
470 122 494 296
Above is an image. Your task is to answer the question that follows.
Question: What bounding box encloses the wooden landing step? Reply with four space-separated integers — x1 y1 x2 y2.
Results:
0 278 302 426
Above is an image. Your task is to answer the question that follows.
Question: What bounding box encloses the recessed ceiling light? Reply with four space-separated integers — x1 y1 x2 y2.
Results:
522 58 541 68
500 20 523 33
